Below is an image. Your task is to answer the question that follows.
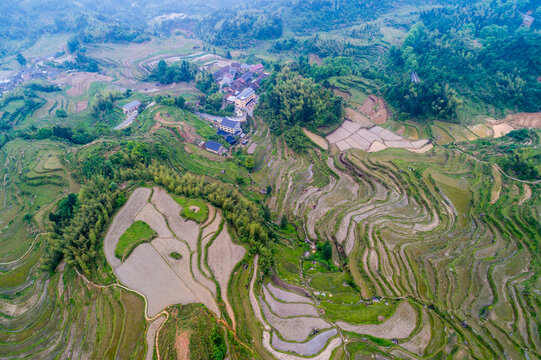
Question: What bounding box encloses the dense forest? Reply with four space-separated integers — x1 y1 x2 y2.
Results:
379 1 541 120
258 68 343 131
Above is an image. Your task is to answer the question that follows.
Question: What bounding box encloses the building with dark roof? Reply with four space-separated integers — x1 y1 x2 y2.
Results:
121 100 141 115
239 71 253 84
219 118 241 134
205 141 225 155
225 135 237 145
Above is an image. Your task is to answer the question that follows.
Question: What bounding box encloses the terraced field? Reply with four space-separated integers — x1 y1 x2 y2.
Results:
0 140 150 359
244 127 540 360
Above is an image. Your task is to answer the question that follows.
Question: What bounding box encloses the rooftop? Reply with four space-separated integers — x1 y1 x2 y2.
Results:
221 118 241 129
237 87 255 100
205 141 223 152
122 100 141 111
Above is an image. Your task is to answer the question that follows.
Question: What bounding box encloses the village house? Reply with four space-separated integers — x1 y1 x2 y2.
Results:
235 87 255 110
205 140 226 155
219 118 241 134
121 100 141 115
250 64 264 73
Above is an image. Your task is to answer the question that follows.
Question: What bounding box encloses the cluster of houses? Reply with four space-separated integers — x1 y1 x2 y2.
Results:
201 117 248 155
0 52 63 97
212 62 267 115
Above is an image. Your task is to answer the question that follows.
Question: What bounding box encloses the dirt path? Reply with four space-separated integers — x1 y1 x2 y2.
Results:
303 128 328 150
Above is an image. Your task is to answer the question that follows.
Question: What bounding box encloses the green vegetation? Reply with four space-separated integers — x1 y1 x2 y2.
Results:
157 304 228 360
174 196 209 224
456 129 541 181
115 220 157 260
170 251 182 260
149 59 198 85
257 67 343 138
197 9 282 47
380 2 541 119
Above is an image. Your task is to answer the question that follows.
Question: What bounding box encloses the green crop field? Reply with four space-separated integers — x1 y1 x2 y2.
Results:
115 220 157 260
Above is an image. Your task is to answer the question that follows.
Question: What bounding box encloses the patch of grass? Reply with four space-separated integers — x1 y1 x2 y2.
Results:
115 221 157 260
321 299 400 325
170 251 182 260
173 196 209 223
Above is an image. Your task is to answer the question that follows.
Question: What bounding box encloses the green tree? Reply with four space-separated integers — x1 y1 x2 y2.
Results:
55 109 68 118
16 53 26 66
244 155 255 170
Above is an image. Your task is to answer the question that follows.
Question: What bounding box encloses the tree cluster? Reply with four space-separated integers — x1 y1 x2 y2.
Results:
258 68 343 136
379 1 541 120
197 9 282 48
149 60 197 85
43 177 124 275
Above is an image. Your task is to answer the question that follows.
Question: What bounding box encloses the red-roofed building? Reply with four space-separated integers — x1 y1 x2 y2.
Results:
250 64 264 73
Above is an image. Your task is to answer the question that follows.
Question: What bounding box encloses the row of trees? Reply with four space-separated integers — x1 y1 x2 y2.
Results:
148 162 269 248
43 177 124 275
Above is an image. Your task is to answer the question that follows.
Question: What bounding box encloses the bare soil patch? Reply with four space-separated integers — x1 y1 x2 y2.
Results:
116 242 199 317
151 187 199 251
134 203 173 238
333 88 351 100
358 95 389 124
490 164 502 204
518 184 531 205
503 112 541 128
152 238 220 316
271 275 312 298
491 122 515 138
266 283 312 304
345 107 373 127
103 187 151 269
154 112 199 143
336 302 417 339
175 331 190 360
303 128 329 150
327 121 428 153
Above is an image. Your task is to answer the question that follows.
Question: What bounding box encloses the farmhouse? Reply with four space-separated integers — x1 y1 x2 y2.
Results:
121 100 141 115
219 118 241 134
205 141 226 155
235 87 255 110
250 64 264 73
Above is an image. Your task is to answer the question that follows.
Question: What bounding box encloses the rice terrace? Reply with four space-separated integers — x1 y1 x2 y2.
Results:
0 0 540 360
